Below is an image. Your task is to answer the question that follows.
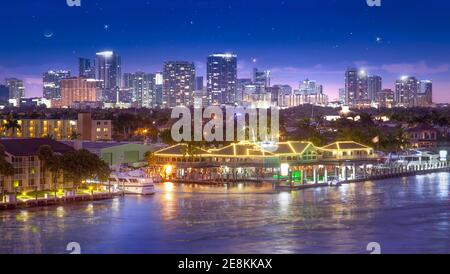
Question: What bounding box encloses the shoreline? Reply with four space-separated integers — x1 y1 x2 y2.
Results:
1 167 449 211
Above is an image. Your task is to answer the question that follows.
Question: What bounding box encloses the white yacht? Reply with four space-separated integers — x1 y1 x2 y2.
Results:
105 170 156 195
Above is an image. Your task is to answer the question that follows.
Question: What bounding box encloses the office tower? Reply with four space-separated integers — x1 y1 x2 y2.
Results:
299 79 321 95
162 61 196 108
274 85 293 108
368 75 382 101
253 68 271 93
196 76 204 91
0 84 9 105
95 51 121 103
79 58 95 78
236 78 252 104
395 76 418 107
5 78 25 101
43 70 71 99
345 68 368 106
418 80 433 106
60 77 99 108
207 53 237 105
378 89 395 108
297 79 327 105
123 72 155 108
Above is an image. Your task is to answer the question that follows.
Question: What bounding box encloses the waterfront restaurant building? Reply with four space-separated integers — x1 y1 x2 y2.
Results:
153 141 376 184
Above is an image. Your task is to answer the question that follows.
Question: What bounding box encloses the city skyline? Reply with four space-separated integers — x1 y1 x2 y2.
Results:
0 0 449 102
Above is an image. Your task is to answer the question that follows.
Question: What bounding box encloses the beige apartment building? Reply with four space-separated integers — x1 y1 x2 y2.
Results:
60 77 99 108
1 113 112 141
0 139 74 193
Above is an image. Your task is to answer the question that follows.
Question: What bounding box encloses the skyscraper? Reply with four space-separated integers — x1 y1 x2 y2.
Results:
154 72 163 107
418 80 433 106
236 78 252 104
43 70 71 99
95 51 121 103
123 72 155 108
252 68 271 93
5 78 25 101
345 68 368 106
0 84 9 105
368 75 382 101
195 76 204 91
163 61 196 108
395 76 418 107
79 58 95 78
207 53 237 105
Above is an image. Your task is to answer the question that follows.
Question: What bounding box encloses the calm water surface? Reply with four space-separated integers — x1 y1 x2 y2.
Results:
1 173 450 254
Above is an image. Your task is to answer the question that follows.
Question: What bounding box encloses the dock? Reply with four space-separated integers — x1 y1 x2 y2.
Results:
0 192 116 211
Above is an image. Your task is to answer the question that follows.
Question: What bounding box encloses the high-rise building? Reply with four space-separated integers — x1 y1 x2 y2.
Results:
378 89 395 108
95 51 121 103
123 72 155 108
345 68 368 106
253 68 271 93
0 84 9 105
296 78 328 106
154 72 163 107
417 80 433 107
79 58 95 78
43 70 71 99
338 88 346 104
207 53 237 105
162 61 196 108
395 76 418 107
236 78 252 104
196 76 204 91
5 78 25 101
60 77 99 108
368 75 382 101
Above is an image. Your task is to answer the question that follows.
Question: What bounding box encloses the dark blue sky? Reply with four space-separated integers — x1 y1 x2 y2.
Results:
1 0 450 101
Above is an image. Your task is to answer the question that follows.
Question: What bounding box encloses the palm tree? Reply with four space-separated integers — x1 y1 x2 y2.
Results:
70 131 81 140
4 116 21 136
47 155 63 197
38 145 54 194
0 144 14 199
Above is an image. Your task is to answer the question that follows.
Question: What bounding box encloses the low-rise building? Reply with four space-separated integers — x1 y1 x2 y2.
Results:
408 124 438 149
1 113 112 141
0 138 74 193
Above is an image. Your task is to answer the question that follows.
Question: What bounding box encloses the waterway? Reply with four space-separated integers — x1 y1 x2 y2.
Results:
1 172 449 254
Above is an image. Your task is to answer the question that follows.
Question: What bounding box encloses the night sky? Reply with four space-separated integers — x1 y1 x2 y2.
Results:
1 0 450 102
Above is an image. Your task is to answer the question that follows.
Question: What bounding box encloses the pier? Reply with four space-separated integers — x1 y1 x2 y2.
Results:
0 192 115 211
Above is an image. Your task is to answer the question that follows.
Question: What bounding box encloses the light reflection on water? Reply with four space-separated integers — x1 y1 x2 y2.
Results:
1 173 450 254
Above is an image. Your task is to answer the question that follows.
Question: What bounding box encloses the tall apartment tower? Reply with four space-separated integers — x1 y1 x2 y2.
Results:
418 80 433 107
345 68 368 106
368 75 382 101
162 61 196 108
43 70 71 99
123 72 155 108
207 53 237 105
5 78 25 102
95 51 121 103
395 76 418 107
